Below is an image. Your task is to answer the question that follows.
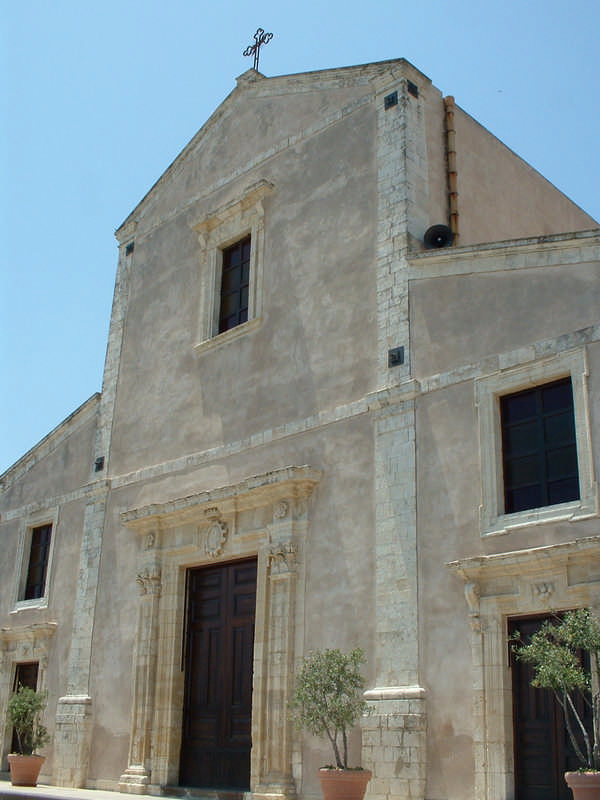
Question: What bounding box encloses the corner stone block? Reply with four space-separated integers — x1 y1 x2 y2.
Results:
361 690 426 800
53 695 93 788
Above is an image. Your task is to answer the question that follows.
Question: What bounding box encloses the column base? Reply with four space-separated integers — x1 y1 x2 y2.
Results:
253 776 297 800
119 765 150 794
361 686 427 800
53 695 93 788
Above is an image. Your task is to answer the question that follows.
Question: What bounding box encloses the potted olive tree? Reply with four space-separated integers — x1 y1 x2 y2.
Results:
291 648 372 800
512 608 600 799
7 685 50 786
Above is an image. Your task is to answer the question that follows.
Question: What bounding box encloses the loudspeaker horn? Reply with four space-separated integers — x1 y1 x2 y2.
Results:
424 224 454 249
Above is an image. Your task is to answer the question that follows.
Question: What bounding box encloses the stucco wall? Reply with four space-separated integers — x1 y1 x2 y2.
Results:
410 248 600 379
109 96 378 475
453 107 597 245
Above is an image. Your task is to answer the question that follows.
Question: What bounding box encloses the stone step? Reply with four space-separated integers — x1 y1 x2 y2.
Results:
162 790 248 800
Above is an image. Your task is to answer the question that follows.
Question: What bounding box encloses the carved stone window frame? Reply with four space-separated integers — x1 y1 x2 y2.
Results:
475 347 598 536
11 507 59 613
192 179 274 354
118 465 320 798
448 534 600 800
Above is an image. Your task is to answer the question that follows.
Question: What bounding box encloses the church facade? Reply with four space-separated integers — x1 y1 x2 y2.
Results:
1 58 599 800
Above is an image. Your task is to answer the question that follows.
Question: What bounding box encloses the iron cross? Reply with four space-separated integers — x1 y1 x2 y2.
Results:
243 28 273 71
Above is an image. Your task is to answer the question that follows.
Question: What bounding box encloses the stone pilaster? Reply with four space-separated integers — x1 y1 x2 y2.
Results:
53 493 106 787
119 561 162 794
253 530 298 800
362 393 426 800
363 65 430 800
93 223 135 478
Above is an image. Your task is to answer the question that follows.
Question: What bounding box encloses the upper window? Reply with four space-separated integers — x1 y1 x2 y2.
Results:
475 348 597 535
12 509 58 611
22 524 52 600
192 179 273 353
219 236 251 333
500 378 579 513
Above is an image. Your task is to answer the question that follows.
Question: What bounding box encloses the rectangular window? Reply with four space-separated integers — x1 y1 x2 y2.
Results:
501 378 579 513
23 524 52 601
219 236 251 333
192 179 273 352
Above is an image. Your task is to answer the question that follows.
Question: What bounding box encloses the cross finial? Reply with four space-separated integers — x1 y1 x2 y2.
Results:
243 28 273 71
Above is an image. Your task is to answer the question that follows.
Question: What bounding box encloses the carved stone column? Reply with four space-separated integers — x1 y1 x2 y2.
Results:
254 539 298 800
120 559 162 794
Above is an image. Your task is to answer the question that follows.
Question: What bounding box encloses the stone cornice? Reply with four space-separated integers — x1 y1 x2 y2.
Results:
408 228 600 281
121 465 321 533
191 179 274 236
408 228 600 280
366 380 420 410
447 534 600 583
0 621 58 645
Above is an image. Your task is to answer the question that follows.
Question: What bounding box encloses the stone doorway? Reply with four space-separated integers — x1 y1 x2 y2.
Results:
180 558 257 789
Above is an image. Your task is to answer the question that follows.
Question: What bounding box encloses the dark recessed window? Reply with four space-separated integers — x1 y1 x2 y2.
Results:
407 80 419 98
500 378 579 514
219 236 251 333
384 91 398 110
23 524 52 600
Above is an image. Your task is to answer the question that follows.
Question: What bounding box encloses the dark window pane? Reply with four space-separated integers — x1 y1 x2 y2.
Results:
544 412 576 446
546 446 579 482
502 392 538 424
503 422 539 457
505 455 541 488
542 380 573 413
23 524 51 600
501 379 578 513
548 478 580 505
507 485 543 513
221 268 240 293
220 294 238 318
219 236 251 334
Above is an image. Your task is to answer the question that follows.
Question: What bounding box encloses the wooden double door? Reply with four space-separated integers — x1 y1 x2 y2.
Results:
509 616 592 800
180 558 257 789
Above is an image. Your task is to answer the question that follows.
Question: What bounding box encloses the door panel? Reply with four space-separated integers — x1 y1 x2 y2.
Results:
180 558 257 789
11 662 39 753
509 616 592 800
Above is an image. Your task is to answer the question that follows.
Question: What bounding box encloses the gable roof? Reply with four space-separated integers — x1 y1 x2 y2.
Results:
114 58 429 242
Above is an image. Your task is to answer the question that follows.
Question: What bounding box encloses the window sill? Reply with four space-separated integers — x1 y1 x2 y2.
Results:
480 486 599 537
10 598 49 614
193 317 262 356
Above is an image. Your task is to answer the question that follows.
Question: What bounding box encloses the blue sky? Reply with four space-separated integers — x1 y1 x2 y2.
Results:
1 0 598 475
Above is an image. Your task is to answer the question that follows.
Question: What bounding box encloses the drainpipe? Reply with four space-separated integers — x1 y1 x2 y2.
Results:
444 95 459 245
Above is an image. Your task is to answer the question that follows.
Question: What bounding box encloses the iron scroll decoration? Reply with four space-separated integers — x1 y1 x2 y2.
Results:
243 28 273 71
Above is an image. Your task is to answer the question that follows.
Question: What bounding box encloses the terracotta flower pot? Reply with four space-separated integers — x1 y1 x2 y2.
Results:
8 754 45 786
564 771 600 800
318 768 372 800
